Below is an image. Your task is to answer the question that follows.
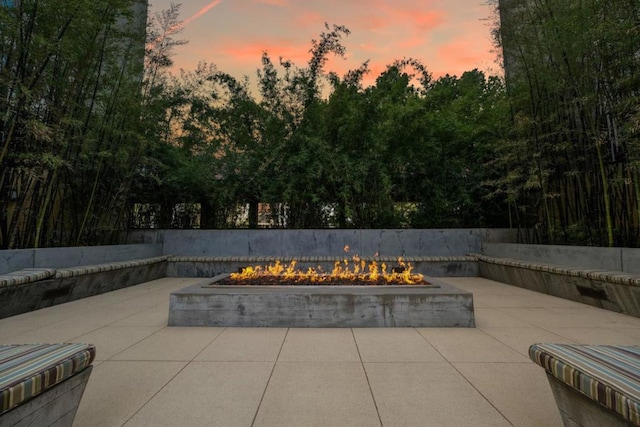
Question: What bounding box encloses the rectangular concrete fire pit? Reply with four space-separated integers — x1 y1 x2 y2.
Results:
168 275 475 327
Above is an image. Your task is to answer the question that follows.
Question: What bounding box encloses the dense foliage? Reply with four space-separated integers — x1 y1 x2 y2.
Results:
0 0 147 248
493 0 640 246
135 13 511 230
6 1 638 248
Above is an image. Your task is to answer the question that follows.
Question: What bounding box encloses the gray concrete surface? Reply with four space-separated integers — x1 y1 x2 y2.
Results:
0 249 34 275
1 276 640 426
168 277 475 327
483 243 640 273
33 244 163 269
126 229 519 257
622 248 640 274
0 244 163 274
167 259 479 278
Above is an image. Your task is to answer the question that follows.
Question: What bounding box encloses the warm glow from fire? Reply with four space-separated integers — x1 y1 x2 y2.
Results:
230 249 425 285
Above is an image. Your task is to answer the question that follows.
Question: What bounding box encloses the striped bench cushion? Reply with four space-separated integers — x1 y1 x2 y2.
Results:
0 269 56 288
476 255 640 286
0 343 96 415
529 343 640 425
55 255 170 279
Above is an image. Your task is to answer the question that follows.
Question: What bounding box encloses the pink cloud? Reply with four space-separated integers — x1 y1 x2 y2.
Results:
395 36 425 50
254 0 289 6
295 12 325 28
359 14 390 31
219 39 310 65
434 33 497 76
360 3 447 33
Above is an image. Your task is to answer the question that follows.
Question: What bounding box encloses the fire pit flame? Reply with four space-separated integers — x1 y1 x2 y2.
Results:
230 254 425 285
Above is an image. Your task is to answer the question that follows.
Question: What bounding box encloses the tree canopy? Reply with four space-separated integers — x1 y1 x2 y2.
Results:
5 1 638 248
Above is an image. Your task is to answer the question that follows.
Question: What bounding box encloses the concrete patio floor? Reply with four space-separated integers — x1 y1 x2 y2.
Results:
1 277 639 426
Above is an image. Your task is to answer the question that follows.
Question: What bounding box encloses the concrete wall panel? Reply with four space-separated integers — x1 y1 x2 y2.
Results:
33 244 163 269
483 243 622 271
0 249 34 275
161 229 489 258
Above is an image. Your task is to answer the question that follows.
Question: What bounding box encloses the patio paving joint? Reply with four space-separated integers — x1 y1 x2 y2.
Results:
250 328 289 427
351 328 384 427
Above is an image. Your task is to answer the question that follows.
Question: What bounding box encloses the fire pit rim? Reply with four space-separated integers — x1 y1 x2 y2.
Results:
201 273 440 288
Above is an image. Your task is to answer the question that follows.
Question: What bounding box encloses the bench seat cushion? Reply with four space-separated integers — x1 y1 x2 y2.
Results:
0 269 56 288
0 343 95 415
529 343 640 425
55 255 170 279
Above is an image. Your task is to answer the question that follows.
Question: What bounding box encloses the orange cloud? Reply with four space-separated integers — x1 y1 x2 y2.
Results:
434 33 497 77
220 39 310 65
361 3 447 33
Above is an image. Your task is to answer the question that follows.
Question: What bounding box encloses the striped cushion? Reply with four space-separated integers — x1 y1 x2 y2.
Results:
55 255 170 279
0 343 95 415
0 269 56 288
529 343 640 425
477 255 640 286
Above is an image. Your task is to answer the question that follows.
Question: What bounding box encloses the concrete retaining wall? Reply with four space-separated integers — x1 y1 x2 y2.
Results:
0 244 163 274
125 229 519 257
483 243 640 274
167 258 479 278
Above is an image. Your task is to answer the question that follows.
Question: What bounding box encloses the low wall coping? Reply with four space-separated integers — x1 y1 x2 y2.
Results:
476 254 640 286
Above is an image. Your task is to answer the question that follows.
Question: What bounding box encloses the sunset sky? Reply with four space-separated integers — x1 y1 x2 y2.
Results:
149 0 501 88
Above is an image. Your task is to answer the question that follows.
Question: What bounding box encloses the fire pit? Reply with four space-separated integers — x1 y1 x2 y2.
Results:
168 254 475 328
223 255 430 286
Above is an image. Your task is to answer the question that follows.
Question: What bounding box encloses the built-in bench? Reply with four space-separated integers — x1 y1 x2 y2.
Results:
167 255 478 278
0 268 56 288
475 254 640 318
0 343 95 427
529 343 640 426
0 256 170 319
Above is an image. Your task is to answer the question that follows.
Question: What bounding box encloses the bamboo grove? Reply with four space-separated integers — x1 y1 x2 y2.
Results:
2 1 640 248
0 0 147 248
492 0 640 246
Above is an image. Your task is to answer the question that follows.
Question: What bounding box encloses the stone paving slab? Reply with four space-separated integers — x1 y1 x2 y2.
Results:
125 361 273 427
0 276 637 426
254 362 380 427
364 362 511 426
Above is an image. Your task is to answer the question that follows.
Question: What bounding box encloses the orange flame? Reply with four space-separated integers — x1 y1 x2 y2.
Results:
230 254 425 285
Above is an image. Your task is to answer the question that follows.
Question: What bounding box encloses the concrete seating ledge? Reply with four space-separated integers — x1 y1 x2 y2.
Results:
0 268 57 288
529 343 640 426
0 256 170 288
473 253 640 317
0 256 170 319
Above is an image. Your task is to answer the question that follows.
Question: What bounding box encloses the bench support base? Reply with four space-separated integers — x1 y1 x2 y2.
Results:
0 366 92 427
546 374 631 427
